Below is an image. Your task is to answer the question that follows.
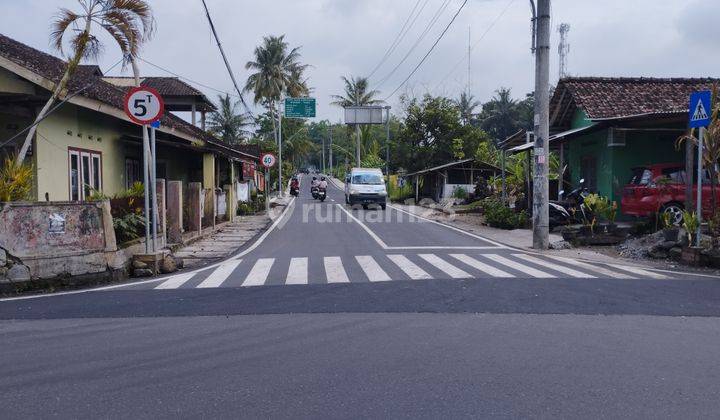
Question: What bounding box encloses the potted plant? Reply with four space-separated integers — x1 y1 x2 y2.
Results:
681 211 703 265
660 211 680 242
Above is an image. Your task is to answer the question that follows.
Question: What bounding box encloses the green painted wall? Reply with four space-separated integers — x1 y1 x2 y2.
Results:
565 110 683 212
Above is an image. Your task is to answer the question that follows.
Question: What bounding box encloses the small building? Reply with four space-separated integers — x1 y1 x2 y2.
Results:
507 77 717 212
404 158 501 202
0 33 260 205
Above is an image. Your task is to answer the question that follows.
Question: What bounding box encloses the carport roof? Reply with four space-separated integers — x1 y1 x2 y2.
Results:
404 159 501 177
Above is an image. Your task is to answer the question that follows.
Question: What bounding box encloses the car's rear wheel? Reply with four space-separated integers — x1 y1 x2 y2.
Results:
362 204 368 210
661 202 684 226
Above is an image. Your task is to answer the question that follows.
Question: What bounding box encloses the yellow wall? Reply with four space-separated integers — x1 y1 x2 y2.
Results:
0 67 35 94
35 105 127 201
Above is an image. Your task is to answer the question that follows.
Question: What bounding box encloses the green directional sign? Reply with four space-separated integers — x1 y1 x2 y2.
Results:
284 97 316 118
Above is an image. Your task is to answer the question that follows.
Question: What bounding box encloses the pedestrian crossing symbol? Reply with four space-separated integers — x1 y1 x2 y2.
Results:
689 90 711 128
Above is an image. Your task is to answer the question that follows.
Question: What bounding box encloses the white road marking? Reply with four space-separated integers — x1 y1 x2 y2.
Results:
154 272 197 290
449 254 513 278
513 254 596 278
286 257 308 285
355 256 392 282
242 258 275 286
606 264 669 279
196 260 243 288
324 257 350 283
388 204 508 249
482 254 555 278
387 254 432 280
418 254 472 279
335 204 390 248
545 255 635 279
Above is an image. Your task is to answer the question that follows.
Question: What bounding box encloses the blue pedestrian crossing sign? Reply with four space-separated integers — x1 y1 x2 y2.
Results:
689 90 711 128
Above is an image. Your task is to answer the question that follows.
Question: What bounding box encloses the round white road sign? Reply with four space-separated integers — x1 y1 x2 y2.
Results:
261 153 277 168
124 87 165 125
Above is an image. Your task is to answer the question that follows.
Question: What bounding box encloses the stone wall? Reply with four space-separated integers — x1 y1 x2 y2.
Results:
0 200 119 282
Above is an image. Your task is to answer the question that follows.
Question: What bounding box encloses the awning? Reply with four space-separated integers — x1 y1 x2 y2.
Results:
508 123 600 154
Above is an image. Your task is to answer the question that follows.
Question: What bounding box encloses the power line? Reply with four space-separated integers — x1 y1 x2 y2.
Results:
200 0 253 117
374 0 453 90
367 0 425 79
1 58 124 149
138 57 245 102
385 0 469 100
434 0 516 93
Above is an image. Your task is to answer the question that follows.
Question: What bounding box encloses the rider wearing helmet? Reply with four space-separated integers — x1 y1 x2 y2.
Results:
319 176 328 189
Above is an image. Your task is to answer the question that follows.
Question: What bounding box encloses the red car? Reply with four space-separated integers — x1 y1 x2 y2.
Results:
621 163 720 225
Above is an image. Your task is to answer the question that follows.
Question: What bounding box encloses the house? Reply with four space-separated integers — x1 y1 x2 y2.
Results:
0 33 260 206
404 158 501 203
507 77 717 212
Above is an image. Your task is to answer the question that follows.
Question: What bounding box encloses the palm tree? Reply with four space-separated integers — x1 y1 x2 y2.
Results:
244 35 310 148
456 92 480 126
331 76 384 165
480 87 520 144
207 94 252 145
330 76 383 107
16 0 154 167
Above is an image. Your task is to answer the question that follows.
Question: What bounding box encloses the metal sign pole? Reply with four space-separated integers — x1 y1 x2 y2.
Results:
150 126 158 252
265 168 270 214
279 99 284 197
697 126 705 247
142 125 150 253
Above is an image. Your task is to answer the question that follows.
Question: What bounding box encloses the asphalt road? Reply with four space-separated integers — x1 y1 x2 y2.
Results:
2 174 720 418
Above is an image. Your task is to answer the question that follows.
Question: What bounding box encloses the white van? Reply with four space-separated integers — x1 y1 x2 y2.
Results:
344 168 387 210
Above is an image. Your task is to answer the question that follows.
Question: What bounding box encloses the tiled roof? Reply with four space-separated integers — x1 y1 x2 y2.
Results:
0 33 254 158
550 77 719 127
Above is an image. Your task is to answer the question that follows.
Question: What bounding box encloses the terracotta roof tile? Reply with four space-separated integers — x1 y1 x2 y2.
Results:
552 77 719 121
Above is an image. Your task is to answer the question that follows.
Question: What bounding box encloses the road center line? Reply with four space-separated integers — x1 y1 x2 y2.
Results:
334 204 389 249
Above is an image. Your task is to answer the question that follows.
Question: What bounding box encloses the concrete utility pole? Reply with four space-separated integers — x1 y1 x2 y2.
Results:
329 126 333 172
322 136 326 173
356 124 361 167
532 0 551 250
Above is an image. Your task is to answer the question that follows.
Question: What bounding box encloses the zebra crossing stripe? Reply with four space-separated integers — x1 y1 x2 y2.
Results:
545 255 635 279
482 254 555 278
155 272 197 290
449 254 513 277
242 258 275 286
387 255 432 280
606 264 668 279
418 254 472 279
512 254 596 278
197 260 243 288
355 256 392 282
324 257 350 283
286 257 308 285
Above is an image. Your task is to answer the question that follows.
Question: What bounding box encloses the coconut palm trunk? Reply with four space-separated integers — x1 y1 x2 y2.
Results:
15 18 93 168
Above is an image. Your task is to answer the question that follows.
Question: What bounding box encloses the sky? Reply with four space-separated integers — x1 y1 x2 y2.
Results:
1 0 718 122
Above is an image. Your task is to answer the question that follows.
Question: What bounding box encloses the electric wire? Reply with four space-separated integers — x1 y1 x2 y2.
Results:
366 0 425 79
384 0 469 100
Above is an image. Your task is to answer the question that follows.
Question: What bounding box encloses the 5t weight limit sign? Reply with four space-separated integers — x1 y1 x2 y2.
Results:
124 86 165 125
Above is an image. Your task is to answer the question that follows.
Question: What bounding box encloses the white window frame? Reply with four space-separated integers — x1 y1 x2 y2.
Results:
68 148 102 201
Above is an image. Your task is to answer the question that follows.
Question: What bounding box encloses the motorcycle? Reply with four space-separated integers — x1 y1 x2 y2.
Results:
550 178 591 227
311 186 319 199
290 183 299 196
317 187 327 202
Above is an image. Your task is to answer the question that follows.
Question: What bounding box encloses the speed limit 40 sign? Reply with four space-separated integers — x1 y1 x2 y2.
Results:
261 153 277 168
124 86 165 125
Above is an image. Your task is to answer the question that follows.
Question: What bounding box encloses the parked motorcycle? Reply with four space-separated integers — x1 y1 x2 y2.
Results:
317 188 327 202
549 178 591 227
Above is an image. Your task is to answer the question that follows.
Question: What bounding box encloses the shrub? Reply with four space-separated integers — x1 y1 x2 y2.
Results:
683 211 699 243
0 156 33 202
237 202 254 216
388 181 414 202
480 198 528 230
451 186 468 200
113 211 145 244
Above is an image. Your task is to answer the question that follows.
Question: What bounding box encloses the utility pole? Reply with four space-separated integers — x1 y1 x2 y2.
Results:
329 126 333 173
385 106 391 176
467 25 472 95
532 0 551 250
356 124 361 167
322 136 326 174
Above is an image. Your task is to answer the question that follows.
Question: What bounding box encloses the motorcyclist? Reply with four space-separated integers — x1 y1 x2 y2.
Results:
311 176 319 188
290 176 299 193
318 176 328 190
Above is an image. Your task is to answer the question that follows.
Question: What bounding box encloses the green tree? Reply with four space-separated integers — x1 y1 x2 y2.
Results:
456 92 480 126
479 87 521 144
244 35 310 150
16 0 154 167
207 94 252 145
